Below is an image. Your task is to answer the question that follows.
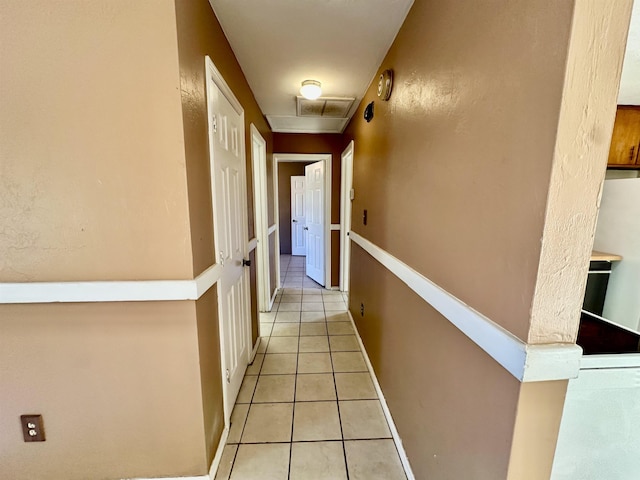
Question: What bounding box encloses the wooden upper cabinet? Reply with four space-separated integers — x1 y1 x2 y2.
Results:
608 106 640 168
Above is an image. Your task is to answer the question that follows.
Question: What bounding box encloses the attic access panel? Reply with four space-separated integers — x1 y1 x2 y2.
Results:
296 96 355 118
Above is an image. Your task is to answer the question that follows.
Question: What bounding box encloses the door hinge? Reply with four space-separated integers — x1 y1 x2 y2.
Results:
212 115 218 133
226 369 230 383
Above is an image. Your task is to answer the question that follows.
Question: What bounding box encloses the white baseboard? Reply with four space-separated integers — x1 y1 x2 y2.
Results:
125 475 208 480
208 426 229 479
250 337 260 363
269 289 278 310
346 310 416 480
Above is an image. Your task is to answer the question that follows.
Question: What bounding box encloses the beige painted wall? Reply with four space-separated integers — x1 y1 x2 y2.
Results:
345 0 577 340
0 0 274 478
174 0 274 342
194 287 224 467
507 381 568 479
0 0 193 282
349 244 520 479
344 0 631 478
0 302 208 480
528 0 633 343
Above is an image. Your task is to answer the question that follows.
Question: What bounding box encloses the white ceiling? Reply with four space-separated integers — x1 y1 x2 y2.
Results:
209 0 414 133
210 0 638 135
618 0 640 105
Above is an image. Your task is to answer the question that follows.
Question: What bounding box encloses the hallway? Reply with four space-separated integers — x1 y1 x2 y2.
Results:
214 255 408 480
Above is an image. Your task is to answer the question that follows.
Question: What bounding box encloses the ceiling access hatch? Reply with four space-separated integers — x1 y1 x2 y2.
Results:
296 96 355 118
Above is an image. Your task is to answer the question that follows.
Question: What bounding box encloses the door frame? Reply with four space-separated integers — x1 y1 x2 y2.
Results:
290 175 306 256
250 124 272 312
339 141 354 292
274 153 332 288
204 56 252 426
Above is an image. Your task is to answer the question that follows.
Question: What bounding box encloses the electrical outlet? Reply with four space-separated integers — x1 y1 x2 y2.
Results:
20 415 45 442
360 302 365 317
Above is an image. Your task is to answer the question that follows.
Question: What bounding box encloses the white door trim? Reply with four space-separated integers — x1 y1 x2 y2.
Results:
290 176 307 256
274 153 332 288
205 56 251 426
349 231 583 382
250 124 271 312
339 141 354 292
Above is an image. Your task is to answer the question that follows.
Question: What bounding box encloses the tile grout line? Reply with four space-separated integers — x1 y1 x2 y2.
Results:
287 273 302 480
326 300 351 480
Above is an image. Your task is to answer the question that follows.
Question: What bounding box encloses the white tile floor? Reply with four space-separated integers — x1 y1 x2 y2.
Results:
215 255 408 480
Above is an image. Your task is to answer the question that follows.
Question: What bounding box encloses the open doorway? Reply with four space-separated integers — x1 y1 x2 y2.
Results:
274 154 332 289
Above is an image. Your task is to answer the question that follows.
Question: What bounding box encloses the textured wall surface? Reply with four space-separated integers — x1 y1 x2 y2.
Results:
0 0 192 282
343 0 631 477
528 0 633 343
345 0 577 340
0 301 207 479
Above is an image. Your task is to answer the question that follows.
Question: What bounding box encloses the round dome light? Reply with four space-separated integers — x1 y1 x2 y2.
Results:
300 80 322 100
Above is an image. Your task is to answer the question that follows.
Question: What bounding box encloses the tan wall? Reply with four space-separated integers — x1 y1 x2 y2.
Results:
0 0 193 282
194 287 223 467
174 0 273 275
0 1 275 478
331 230 340 287
277 162 311 254
0 2 211 478
345 0 577 340
174 0 273 348
273 133 347 286
350 245 520 479
0 302 207 480
527 0 633 343
507 381 568 480
249 249 259 343
343 0 631 477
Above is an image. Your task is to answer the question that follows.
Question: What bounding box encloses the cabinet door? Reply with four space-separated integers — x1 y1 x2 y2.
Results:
607 106 640 167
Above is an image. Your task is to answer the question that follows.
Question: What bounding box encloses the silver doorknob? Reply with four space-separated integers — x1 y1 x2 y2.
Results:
303 227 309 231
292 219 298 223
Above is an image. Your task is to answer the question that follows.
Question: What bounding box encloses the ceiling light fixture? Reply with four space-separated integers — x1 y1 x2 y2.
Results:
300 80 322 100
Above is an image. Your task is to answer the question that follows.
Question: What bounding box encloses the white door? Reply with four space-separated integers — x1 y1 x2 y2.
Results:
305 161 325 286
207 65 250 420
340 142 354 292
291 176 306 256
251 125 270 312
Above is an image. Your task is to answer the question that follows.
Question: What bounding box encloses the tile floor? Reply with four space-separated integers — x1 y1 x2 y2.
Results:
215 255 408 480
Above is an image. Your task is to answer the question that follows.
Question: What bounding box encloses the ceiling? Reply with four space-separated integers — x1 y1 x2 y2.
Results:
210 0 638 135
209 0 414 134
618 0 640 105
